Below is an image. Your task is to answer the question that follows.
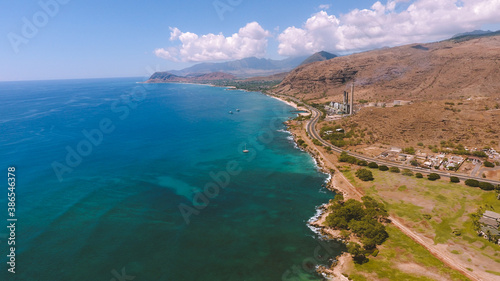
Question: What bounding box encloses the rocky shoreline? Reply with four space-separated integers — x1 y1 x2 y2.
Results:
271 95 355 280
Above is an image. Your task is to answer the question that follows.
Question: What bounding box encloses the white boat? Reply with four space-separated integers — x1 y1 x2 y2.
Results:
236 109 240 112
229 111 233 114
243 144 249 153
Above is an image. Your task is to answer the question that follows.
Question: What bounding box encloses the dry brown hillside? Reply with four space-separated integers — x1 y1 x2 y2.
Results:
276 34 500 151
275 35 500 102
347 99 500 149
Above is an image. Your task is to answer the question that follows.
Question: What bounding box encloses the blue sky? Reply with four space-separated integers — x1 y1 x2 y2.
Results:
1 0 499 81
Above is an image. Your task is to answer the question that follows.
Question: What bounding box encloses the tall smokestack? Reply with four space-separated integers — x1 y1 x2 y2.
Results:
350 82 354 115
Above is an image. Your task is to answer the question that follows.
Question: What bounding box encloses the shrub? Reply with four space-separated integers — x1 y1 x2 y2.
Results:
472 151 487 157
415 173 423 178
484 161 495 168
410 160 419 166
378 165 389 171
312 139 322 146
346 242 366 263
403 147 416 154
478 182 494 190
450 176 460 183
402 169 413 176
338 151 358 164
357 160 368 166
356 169 374 181
465 179 479 187
427 173 441 181
389 167 400 173
368 162 378 168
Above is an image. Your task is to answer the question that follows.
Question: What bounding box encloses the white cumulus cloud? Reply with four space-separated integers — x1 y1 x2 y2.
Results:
155 22 271 62
278 0 500 56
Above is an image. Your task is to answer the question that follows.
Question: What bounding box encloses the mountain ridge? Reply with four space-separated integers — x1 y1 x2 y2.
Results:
167 56 308 78
274 33 500 102
147 51 338 83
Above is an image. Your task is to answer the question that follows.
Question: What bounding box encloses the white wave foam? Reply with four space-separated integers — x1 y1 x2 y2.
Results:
307 205 329 238
277 129 291 134
324 173 332 185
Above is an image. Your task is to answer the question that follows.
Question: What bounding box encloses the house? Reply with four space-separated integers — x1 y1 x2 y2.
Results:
390 147 402 153
398 154 407 161
423 161 433 168
479 226 500 241
416 152 427 161
478 211 500 244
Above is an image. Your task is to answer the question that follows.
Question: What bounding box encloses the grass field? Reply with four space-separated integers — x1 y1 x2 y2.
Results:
346 225 470 281
340 166 500 280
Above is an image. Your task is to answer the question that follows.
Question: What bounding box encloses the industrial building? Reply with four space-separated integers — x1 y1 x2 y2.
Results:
327 83 355 115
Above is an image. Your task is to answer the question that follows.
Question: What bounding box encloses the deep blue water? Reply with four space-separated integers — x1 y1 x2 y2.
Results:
0 78 341 281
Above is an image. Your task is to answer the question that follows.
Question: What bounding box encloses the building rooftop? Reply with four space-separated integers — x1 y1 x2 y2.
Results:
479 217 500 228
484 210 500 220
480 226 500 236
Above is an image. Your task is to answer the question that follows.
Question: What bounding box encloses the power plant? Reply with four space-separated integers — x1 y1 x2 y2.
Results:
328 82 355 116
350 83 354 115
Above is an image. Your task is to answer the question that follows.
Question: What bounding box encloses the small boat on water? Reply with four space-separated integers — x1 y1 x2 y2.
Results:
236 109 240 112
243 144 249 153
229 111 233 114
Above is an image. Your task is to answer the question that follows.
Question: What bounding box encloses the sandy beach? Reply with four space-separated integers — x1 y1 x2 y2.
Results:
267 94 311 116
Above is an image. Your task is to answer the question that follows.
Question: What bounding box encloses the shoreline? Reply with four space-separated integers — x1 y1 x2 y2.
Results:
144 82 350 278
267 94 311 116
265 91 353 280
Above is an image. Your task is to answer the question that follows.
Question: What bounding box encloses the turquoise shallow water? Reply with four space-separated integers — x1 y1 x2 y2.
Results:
0 78 342 280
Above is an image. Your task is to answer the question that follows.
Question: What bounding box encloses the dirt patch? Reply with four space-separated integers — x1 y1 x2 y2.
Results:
397 263 451 281
484 169 500 181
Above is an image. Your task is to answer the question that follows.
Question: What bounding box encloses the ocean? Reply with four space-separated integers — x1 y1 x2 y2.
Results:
0 78 341 280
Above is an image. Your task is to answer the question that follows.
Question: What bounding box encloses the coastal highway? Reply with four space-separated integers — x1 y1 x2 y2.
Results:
296 97 500 186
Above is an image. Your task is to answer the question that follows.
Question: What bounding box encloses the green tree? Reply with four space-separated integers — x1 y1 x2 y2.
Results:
403 147 416 154
450 176 460 183
368 162 378 168
378 165 389 171
415 173 423 178
356 169 374 181
346 242 366 263
472 151 487 157
389 167 400 173
357 160 368 166
427 173 441 181
347 242 363 257
338 151 358 164
478 182 494 191
465 179 480 187
402 169 413 176
484 161 495 168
